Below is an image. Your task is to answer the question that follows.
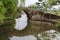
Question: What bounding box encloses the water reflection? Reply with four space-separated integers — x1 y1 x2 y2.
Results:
9 35 37 40
0 21 60 40
8 30 60 40
37 30 60 40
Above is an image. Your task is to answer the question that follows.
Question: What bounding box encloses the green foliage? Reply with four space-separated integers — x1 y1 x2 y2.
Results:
19 6 24 11
0 0 25 25
30 4 40 9
50 8 60 16
56 21 60 29
0 0 18 25
0 1 6 25
0 1 6 14
20 0 25 4
19 0 25 11
43 0 57 13
0 14 5 25
2 0 17 16
47 0 57 6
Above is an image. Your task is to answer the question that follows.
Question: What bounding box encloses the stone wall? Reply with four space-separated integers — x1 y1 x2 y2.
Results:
24 8 60 25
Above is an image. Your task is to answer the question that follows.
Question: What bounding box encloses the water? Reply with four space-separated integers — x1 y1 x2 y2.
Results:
37 30 60 40
9 30 60 40
9 35 37 40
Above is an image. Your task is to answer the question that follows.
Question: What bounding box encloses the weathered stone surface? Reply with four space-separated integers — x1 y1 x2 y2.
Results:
24 8 60 25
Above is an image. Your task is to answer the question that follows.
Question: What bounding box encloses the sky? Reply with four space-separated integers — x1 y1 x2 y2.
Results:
18 0 60 9
18 0 38 7
25 0 38 7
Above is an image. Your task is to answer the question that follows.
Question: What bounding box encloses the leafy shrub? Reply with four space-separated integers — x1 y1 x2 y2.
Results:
0 0 18 25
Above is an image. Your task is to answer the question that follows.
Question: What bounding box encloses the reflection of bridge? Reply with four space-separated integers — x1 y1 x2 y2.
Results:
23 8 60 25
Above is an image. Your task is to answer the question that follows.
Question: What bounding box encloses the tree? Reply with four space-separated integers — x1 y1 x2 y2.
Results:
0 1 6 25
35 0 58 12
0 0 18 25
2 0 18 17
19 0 25 12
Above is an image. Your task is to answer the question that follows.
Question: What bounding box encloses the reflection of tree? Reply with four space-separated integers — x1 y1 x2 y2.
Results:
36 30 59 40
0 34 10 40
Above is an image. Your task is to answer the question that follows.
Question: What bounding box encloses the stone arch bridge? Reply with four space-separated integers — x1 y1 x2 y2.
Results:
3 8 60 26
18 7 60 25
